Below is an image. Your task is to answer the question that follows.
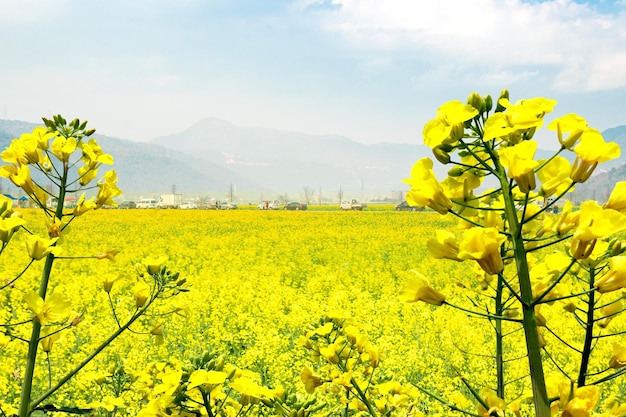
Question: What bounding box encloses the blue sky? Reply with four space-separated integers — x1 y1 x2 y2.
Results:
1 0 625 146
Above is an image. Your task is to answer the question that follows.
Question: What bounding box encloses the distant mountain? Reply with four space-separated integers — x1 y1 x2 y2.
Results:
0 119 264 199
2 118 626 203
150 117 433 195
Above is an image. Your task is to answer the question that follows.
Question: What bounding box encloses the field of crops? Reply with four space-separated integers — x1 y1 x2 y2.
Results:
2 208 625 416
0 209 491 414
5 104 626 416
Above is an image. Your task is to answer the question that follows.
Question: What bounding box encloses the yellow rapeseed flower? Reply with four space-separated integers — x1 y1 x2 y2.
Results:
0 164 48 204
74 193 97 216
604 182 626 213
570 201 626 259
598 299 622 328
570 128 620 183
458 227 507 275
50 135 77 162
609 343 626 369
0 215 25 244
595 256 626 293
0 333 10 348
24 291 71 324
561 386 600 417
96 248 120 262
300 366 324 394
398 270 445 306
102 274 122 294
498 140 539 193
40 328 61 353
537 156 573 198
133 280 151 308
476 388 507 417
427 230 461 261
95 170 122 208
547 113 587 149
231 376 273 406
143 256 168 275
484 97 556 143
423 100 478 148
403 158 453 215
150 323 165 345
25 234 60 260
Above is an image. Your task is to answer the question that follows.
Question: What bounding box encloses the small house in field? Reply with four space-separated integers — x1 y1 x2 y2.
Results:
2 193 18 206
63 196 77 208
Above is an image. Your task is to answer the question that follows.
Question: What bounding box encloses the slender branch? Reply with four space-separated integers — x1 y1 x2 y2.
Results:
532 258 577 305
443 302 522 323
411 383 484 417
542 325 583 354
0 259 35 290
29 295 157 410
578 267 596 387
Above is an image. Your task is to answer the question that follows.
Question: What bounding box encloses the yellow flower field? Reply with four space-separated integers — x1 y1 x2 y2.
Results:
4 101 626 416
2 208 625 416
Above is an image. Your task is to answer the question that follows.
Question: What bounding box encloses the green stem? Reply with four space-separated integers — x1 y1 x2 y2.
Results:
18 161 69 417
18 252 56 417
495 273 505 399
577 267 596 387
201 388 216 417
350 377 378 416
499 165 550 417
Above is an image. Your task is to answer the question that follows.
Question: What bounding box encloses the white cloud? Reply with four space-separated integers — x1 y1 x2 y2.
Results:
305 0 626 91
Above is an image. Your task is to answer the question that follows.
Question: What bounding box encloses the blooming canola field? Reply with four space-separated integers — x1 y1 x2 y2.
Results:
0 209 499 413
3 208 625 415
4 99 626 415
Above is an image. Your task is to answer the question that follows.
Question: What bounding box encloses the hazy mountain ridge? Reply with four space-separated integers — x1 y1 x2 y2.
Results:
2 118 626 202
150 117 433 195
0 119 264 199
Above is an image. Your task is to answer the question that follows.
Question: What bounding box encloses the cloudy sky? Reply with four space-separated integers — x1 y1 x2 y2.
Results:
1 0 625 146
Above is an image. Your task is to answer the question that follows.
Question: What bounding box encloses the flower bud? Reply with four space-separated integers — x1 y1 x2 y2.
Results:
432 146 451 164
467 92 485 114
495 89 509 113
70 312 83 326
484 94 493 113
563 301 577 313
448 167 465 177
438 143 454 153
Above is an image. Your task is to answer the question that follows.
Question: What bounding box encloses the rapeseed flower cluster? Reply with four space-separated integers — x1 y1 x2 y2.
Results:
0 117 183 417
402 90 626 417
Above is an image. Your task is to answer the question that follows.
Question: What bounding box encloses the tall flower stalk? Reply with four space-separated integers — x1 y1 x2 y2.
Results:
402 90 626 416
0 116 185 416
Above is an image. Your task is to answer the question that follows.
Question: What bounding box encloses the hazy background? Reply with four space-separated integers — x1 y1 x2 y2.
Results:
1 0 625 149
